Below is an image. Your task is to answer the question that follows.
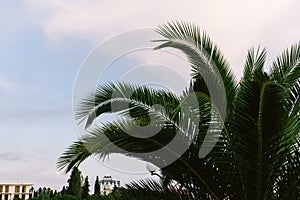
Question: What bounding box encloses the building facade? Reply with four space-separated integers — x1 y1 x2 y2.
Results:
99 176 120 195
0 184 34 200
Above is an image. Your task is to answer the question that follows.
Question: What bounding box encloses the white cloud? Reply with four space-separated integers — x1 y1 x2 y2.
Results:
0 75 18 93
25 0 297 41
0 151 24 162
24 0 300 78
0 75 43 99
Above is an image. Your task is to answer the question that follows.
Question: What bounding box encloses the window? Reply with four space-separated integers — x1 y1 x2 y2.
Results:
15 186 20 193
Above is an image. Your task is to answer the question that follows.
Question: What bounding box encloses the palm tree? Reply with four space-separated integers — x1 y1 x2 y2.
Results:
57 22 299 199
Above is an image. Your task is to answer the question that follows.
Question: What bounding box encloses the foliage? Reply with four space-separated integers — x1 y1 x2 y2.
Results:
82 176 90 200
28 168 96 200
66 167 82 197
94 176 100 194
58 21 300 199
60 186 66 196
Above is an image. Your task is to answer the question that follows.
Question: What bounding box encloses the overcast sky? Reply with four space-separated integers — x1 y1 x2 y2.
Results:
1 0 299 191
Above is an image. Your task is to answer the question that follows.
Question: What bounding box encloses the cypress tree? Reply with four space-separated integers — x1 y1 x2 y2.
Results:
66 167 82 197
94 176 100 194
82 176 90 200
61 186 66 195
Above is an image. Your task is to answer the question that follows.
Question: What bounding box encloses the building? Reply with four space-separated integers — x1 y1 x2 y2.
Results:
99 176 120 195
0 183 34 200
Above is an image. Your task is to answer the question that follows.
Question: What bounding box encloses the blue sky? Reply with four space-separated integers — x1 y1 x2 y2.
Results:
1 0 300 191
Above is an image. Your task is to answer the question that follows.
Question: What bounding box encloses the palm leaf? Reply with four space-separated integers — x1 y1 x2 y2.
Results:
270 42 300 110
270 42 300 87
229 70 298 199
154 21 237 112
76 82 181 129
243 47 267 80
57 141 91 173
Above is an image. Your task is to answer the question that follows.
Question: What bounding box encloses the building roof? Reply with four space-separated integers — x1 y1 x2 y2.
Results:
0 183 34 186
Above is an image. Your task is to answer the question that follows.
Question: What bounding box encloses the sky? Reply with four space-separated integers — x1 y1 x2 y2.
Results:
0 0 300 191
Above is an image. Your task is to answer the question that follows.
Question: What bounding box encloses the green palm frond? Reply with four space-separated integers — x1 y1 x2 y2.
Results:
154 21 237 110
274 143 300 199
76 82 181 129
57 116 191 173
270 42 300 113
229 70 298 199
57 141 91 173
270 42 300 87
243 47 267 80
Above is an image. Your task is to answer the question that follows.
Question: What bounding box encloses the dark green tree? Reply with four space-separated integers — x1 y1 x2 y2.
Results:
38 188 42 196
66 166 82 197
49 190 54 198
34 190 38 198
62 194 80 200
58 22 300 199
61 186 66 196
52 193 63 200
37 193 50 200
82 176 90 200
94 176 100 194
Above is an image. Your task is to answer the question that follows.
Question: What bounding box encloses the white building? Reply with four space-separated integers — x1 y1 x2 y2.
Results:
0 183 34 200
99 176 120 195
